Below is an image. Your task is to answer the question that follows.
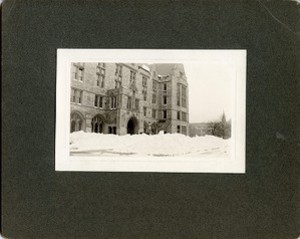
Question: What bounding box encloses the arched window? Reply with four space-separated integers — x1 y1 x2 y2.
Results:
91 114 104 133
70 112 84 133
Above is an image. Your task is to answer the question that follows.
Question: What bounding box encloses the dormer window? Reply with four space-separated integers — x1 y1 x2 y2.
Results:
98 63 105 68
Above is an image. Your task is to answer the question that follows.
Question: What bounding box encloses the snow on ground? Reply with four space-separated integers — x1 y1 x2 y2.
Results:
70 131 230 158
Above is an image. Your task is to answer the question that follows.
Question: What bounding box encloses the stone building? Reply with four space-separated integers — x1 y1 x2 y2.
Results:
70 62 189 135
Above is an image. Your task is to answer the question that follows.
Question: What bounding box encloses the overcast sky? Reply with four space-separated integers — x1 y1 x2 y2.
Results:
184 62 233 123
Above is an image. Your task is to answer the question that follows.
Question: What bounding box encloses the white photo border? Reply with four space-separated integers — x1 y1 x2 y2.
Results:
56 49 246 173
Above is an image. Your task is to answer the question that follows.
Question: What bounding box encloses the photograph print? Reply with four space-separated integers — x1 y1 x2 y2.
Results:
56 49 246 173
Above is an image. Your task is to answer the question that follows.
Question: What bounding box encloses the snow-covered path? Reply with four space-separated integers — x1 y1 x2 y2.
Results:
70 131 230 158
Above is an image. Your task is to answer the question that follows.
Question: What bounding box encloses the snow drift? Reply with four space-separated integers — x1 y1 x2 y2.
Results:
70 131 230 158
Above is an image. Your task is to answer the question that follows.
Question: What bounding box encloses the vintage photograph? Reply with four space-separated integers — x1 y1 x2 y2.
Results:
56 49 246 173
69 62 231 158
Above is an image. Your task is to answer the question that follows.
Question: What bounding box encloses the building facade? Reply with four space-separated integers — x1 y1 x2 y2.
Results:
70 63 189 135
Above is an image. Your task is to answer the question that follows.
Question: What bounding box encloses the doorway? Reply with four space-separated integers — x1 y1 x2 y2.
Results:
127 117 138 135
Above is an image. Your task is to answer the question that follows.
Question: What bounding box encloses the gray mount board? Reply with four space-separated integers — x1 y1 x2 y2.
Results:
2 1 299 238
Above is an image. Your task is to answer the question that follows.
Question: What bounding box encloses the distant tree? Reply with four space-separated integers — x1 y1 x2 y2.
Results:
221 112 226 125
214 122 224 138
224 119 231 139
209 112 231 139
219 112 226 138
208 121 219 136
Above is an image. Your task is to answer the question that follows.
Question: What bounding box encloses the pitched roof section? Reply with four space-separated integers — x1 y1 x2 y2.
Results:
149 64 185 76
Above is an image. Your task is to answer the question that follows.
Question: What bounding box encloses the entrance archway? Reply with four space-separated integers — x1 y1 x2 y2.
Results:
91 114 105 133
70 111 84 133
127 117 139 135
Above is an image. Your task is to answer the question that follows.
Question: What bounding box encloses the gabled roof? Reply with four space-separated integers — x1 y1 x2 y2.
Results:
149 64 185 76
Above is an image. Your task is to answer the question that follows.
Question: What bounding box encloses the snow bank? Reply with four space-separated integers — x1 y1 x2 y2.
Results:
70 131 230 158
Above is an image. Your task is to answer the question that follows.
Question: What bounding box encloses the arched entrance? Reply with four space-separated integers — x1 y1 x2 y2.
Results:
91 114 105 133
70 111 84 133
127 117 139 135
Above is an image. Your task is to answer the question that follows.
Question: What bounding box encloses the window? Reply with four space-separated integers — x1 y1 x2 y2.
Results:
143 90 147 101
182 112 187 121
176 83 187 107
96 68 105 75
115 64 123 88
177 125 180 133
94 95 104 108
74 90 80 103
152 109 156 119
108 126 117 134
115 80 121 89
96 64 105 79
152 80 158 104
127 96 131 109
142 76 148 101
96 66 105 87
98 63 105 68
163 110 167 119
152 94 156 104
78 91 82 103
71 88 83 104
73 63 84 81
143 107 147 117
177 111 181 120
96 75 104 88
142 76 148 88
116 75 122 88
110 96 117 109
135 99 139 110
78 68 84 81
71 88 75 102
177 83 181 106
108 126 116 134
182 85 187 107
74 69 77 80
115 64 123 76
163 95 167 104
163 83 167 91
152 80 157 93
130 71 136 83
91 115 104 133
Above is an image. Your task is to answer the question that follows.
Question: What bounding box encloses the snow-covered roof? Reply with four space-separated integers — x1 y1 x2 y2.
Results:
141 64 150 72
